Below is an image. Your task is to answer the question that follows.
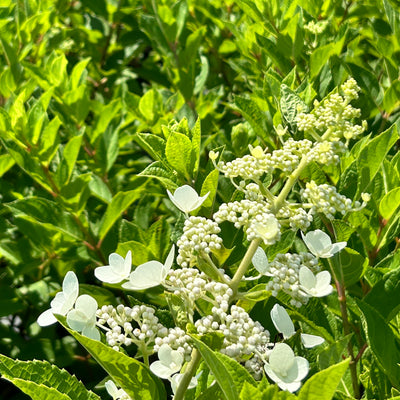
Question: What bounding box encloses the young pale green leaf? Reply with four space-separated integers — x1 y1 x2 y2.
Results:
200 169 219 208
38 116 61 163
98 190 142 240
297 359 350 400
364 266 400 321
59 319 165 400
69 58 90 90
165 130 192 178
138 89 162 123
91 99 122 143
379 187 400 220
358 300 400 389
0 354 99 400
190 335 257 400
191 118 201 175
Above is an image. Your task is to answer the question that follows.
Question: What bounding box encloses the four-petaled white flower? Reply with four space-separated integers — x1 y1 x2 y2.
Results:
252 247 273 276
299 266 333 297
170 373 198 394
37 271 79 327
167 185 209 215
264 343 309 392
150 344 183 379
270 304 295 339
95 251 132 284
67 294 100 341
122 246 174 291
301 230 346 258
105 380 130 400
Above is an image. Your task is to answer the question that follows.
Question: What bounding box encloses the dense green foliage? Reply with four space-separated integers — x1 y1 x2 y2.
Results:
1 0 400 399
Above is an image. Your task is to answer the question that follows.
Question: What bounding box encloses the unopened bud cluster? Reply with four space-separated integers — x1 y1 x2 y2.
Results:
96 305 167 351
177 216 223 267
154 327 193 362
195 305 270 362
266 253 319 307
304 20 328 35
301 181 356 220
296 78 366 142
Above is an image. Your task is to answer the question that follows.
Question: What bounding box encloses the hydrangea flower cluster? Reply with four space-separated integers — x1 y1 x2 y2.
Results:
37 79 368 397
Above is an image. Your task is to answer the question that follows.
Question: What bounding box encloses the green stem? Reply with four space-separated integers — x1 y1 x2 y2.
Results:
328 259 360 398
173 349 201 400
200 252 230 284
229 238 262 297
271 156 308 213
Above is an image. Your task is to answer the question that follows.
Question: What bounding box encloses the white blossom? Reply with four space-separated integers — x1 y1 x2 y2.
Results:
301 230 346 258
150 344 183 379
264 343 309 392
252 247 273 276
67 294 100 341
37 271 79 327
167 185 209 214
122 246 174 290
95 251 132 284
299 266 333 297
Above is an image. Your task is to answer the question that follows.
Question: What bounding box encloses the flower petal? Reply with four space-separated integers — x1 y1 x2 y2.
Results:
301 333 325 348
269 343 295 375
270 304 295 339
252 247 271 275
329 241 347 255
66 309 87 331
37 309 57 327
299 266 317 291
75 295 98 319
94 266 125 284
82 324 100 341
162 245 175 280
122 261 164 290
62 271 79 298
302 230 332 257
277 380 301 392
150 361 177 379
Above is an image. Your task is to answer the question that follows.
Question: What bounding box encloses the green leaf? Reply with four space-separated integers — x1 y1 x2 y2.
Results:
0 354 99 400
298 359 350 400
38 116 61 163
70 58 90 90
6 197 83 241
310 37 345 79
0 153 15 177
318 335 352 370
165 130 192 178
358 300 400 389
357 124 398 198
56 134 83 186
139 161 179 190
331 220 354 242
191 118 202 175
364 266 400 321
266 230 296 260
233 96 265 139
379 187 400 220
280 84 307 126
98 190 141 240
190 335 257 400
200 169 219 208
116 241 155 266
59 319 165 400
133 133 167 163
331 248 368 287
138 89 161 124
